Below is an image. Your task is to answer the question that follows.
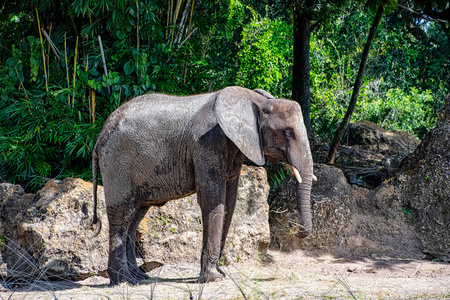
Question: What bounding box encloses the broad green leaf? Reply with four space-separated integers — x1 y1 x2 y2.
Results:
124 60 135 76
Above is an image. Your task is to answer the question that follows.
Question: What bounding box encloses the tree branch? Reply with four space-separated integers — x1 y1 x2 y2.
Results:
396 3 448 24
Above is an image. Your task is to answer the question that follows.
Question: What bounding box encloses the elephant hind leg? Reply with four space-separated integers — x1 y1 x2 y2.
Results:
108 223 137 285
126 206 151 281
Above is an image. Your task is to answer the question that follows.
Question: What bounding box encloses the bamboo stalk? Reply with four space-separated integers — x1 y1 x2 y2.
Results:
170 0 183 48
327 0 387 164
72 36 79 106
188 0 195 34
167 0 172 38
91 89 96 124
47 25 51 56
83 53 89 107
181 0 192 83
176 0 190 45
42 29 61 58
14 66 30 101
178 27 197 48
88 87 91 124
136 0 139 74
64 32 70 104
174 0 182 23
35 8 48 92
163 27 197 64
47 25 51 86
98 35 111 94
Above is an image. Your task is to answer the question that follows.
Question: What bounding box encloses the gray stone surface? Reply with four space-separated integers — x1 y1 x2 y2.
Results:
345 120 420 154
1 179 109 279
395 94 450 261
269 164 423 259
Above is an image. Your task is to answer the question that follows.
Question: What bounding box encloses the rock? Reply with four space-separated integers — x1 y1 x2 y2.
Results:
269 165 352 252
0 179 109 280
436 94 450 127
269 164 422 259
0 183 39 278
0 165 270 279
394 94 450 261
345 120 420 155
137 165 270 265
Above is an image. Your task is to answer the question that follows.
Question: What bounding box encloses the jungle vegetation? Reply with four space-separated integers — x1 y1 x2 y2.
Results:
0 0 449 190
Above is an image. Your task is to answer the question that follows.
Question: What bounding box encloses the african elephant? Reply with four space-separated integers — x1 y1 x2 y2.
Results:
92 86 314 285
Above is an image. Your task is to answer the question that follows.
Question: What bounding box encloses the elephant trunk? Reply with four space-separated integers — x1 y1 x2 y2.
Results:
289 150 313 238
295 173 312 238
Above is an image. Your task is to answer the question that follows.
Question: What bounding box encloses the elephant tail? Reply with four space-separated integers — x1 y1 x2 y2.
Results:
92 148 99 225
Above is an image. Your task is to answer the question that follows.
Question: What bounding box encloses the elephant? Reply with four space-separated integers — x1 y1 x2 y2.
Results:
92 86 314 285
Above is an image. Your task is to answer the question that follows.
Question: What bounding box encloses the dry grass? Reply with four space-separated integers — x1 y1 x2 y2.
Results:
2 244 450 300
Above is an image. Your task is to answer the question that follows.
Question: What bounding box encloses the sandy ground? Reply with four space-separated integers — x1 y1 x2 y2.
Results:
2 249 450 300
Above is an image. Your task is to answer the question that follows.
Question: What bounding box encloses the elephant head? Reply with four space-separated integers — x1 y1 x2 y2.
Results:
213 87 314 237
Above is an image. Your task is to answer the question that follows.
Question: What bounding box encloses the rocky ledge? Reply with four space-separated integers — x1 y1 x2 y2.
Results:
0 165 270 280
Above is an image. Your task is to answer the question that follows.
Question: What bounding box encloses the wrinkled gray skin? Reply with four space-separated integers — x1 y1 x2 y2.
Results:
92 86 313 285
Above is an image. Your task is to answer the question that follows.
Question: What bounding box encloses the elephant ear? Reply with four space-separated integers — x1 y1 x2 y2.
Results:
214 87 265 166
253 89 275 99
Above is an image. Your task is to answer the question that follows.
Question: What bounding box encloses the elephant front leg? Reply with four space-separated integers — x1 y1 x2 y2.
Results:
217 171 241 275
197 186 226 283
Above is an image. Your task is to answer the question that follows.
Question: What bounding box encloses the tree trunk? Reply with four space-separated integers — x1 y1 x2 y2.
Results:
327 0 387 164
292 8 311 134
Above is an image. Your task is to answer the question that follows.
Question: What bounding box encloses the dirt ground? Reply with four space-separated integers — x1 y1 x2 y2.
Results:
2 249 449 300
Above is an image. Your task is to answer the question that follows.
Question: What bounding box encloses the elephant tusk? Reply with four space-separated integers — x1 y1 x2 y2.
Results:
291 166 302 184
312 174 318 181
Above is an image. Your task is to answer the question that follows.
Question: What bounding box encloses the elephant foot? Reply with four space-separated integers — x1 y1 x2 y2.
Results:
198 269 225 283
130 267 150 281
108 268 138 286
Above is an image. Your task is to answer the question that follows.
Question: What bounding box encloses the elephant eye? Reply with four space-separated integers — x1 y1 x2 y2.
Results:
284 130 294 140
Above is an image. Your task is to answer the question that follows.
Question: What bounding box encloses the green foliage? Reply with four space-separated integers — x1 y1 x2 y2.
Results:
269 167 290 187
0 1 235 190
235 15 292 98
309 6 447 140
1 1 449 190
0 43 103 189
356 86 436 137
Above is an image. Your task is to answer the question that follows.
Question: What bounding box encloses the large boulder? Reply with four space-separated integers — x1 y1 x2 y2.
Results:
269 164 422 259
345 120 420 155
0 183 36 277
0 165 270 279
0 179 109 280
395 94 450 261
